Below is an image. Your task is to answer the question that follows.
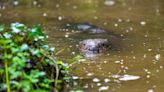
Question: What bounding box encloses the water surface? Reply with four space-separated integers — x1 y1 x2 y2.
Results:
0 0 164 92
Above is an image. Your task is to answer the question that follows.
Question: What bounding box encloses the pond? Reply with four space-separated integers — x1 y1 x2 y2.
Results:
0 0 164 92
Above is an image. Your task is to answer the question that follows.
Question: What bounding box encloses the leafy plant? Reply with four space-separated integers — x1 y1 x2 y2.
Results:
0 23 69 92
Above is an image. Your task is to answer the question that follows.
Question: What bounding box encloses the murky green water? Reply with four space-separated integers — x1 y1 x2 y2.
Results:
1 0 164 92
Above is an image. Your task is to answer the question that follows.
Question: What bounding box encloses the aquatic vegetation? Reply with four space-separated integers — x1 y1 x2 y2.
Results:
0 23 69 92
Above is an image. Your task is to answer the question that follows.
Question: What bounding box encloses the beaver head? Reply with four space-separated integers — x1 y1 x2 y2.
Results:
79 38 111 54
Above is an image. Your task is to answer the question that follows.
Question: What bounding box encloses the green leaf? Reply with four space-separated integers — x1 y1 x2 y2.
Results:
0 24 4 32
3 32 12 38
18 80 32 92
12 56 25 68
30 48 41 56
9 70 22 79
31 89 47 92
0 39 14 49
29 25 45 39
27 70 45 83
21 43 29 51
11 23 26 33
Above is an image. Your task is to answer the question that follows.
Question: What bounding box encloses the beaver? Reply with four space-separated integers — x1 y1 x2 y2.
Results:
79 38 111 54
65 23 106 33
64 23 120 57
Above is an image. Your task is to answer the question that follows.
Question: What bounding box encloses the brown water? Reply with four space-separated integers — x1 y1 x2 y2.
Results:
0 0 164 92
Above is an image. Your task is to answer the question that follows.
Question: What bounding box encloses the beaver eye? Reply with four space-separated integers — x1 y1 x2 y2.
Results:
83 44 85 46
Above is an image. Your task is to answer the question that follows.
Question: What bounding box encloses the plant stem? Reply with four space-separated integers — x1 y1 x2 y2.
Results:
4 49 10 92
5 61 10 92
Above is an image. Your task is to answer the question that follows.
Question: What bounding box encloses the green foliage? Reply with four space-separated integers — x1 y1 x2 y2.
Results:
0 23 69 92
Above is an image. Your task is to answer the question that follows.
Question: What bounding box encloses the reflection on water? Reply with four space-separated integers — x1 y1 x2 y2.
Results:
0 0 164 92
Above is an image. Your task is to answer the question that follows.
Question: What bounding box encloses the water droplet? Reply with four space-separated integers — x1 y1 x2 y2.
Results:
140 21 146 26
43 13 47 17
114 61 121 63
87 73 94 76
73 5 77 9
13 1 19 6
119 75 140 81
72 76 79 80
114 23 118 27
104 0 115 6
146 75 150 78
104 78 111 83
33 1 38 5
56 4 60 8
94 16 98 19
98 86 109 91
58 16 63 20
118 19 123 22
65 34 69 38
97 83 101 86
93 78 100 82
148 89 154 92
155 54 160 61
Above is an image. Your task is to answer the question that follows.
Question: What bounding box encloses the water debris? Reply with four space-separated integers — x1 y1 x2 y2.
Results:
129 27 133 31
94 16 98 20
126 19 131 22
112 75 121 78
140 21 146 26
97 83 102 86
83 84 89 88
98 86 109 91
114 60 121 64
71 52 75 55
146 75 151 78
72 76 79 80
118 19 123 22
78 59 86 62
148 49 152 51
73 5 77 9
33 1 38 5
56 4 60 8
104 78 111 83
13 1 19 6
148 89 154 92
104 0 115 6
114 23 118 27
125 29 129 33
86 73 94 76
65 34 69 38
119 75 140 81
93 78 100 82
58 16 63 21
43 13 48 17
155 54 160 61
